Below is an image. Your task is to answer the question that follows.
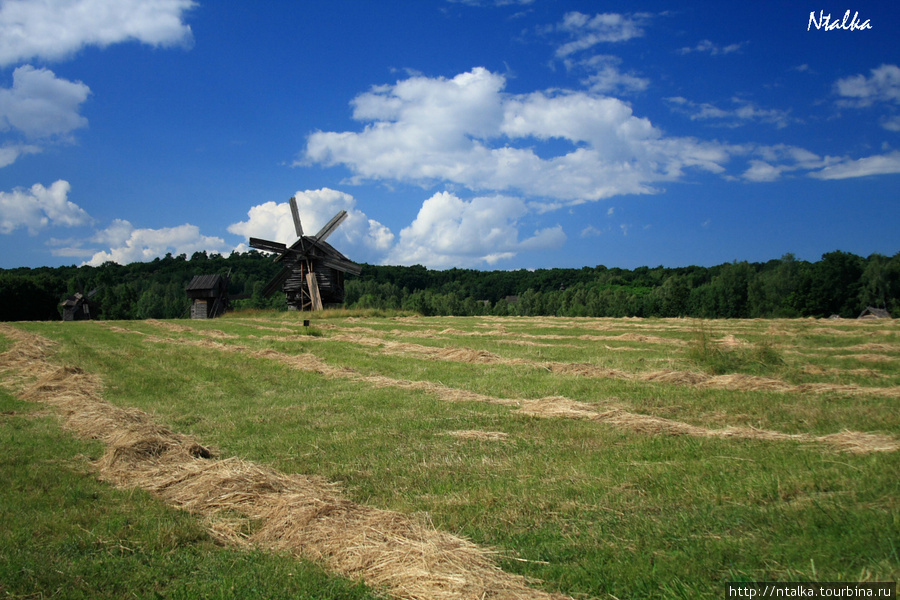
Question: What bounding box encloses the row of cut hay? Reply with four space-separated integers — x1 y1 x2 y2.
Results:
446 430 510 441
144 319 237 339
0 324 570 600
521 399 899 454
321 334 900 398
330 322 688 347
127 326 900 455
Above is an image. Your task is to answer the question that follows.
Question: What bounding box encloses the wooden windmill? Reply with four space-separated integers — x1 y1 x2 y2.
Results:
60 287 99 321
249 196 362 311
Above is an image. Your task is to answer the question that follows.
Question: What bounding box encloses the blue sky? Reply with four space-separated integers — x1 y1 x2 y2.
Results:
0 0 898 271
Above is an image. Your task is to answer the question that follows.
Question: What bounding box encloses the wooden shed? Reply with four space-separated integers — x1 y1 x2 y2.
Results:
186 274 229 319
858 306 892 319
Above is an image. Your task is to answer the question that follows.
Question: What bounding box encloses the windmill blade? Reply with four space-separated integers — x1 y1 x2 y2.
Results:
320 256 363 276
86 288 99 298
289 196 304 238
249 238 287 254
313 210 348 243
261 268 291 297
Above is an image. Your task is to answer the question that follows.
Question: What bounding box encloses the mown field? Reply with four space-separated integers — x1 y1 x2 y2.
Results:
1 312 898 599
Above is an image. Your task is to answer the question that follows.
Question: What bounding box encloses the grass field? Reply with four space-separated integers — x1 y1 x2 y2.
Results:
1 312 898 599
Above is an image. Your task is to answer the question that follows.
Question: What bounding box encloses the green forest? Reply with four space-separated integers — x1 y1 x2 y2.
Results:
1 249 897 321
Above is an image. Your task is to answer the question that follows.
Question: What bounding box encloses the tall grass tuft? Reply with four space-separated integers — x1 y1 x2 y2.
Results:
687 321 785 375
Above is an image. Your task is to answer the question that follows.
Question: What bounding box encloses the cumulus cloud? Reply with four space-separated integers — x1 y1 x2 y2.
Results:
0 65 90 138
302 67 734 206
834 64 900 108
0 0 196 66
0 66 91 166
833 64 900 131
553 12 648 57
386 191 565 268
0 180 91 234
227 188 395 262
83 219 225 266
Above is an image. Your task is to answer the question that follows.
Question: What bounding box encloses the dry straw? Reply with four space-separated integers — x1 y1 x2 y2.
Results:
0 324 569 600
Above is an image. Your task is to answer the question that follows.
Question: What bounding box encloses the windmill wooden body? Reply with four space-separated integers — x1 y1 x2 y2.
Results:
249 197 362 311
60 288 99 321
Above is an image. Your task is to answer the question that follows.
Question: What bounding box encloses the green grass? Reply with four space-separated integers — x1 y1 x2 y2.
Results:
686 320 786 376
3 314 899 599
0 389 379 600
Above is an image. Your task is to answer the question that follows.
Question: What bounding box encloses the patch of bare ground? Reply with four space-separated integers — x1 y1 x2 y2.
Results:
0 323 569 600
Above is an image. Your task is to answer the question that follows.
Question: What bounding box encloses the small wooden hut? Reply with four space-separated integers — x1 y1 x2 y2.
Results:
186 274 229 319
858 306 892 319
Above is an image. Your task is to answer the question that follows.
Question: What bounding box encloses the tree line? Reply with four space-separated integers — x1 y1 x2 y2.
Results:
1 250 897 321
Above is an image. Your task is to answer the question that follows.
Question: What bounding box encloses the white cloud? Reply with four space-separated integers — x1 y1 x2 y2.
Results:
302 68 735 206
227 188 395 262
739 145 832 182
833 64 900 131
665 96 791 129
0 142 40 168
0 0 196 67
0 180 91 234
741 160 784 182
834 64 900 108
386 191 565 268
881 115 900 132
678 39 745 56
227 201 298 246
0 66 90 167
0 65 90 138
554 12 647 57
83 219 225 266
810 151 900 180
564 54 649 95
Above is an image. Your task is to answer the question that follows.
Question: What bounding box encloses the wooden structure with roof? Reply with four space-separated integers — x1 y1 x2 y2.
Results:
60 288 99 321
186 273 230 319
858 306 892 319
249 196 362 311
